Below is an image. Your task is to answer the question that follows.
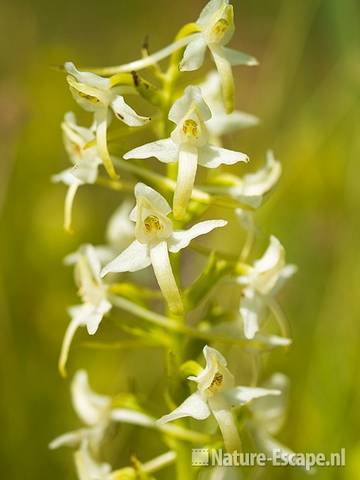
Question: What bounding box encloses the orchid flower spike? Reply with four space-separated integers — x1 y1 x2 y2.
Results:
206 151 281 208
65 62 149 179
52 112 102 232
58 245 112 376
237 236 297 339
101 183 227 314
158 345 280 453
200 71 259 143
180 0 258 112
124 86 248 219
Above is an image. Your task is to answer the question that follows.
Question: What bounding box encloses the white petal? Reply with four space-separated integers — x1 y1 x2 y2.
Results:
72 370 111 426
206 111 259 137
198 145 248 168
240 151 282 197
111 95 149 126
168 220 227 253
173 145 198 220
222 47 258 66
83 244 102 278
65 62 109 89
95 109 118 179
197 0 226 26
101 240 150 276
168 85 211 124
49 429 85 450
58 306 89 377
134 183 171 216
208 395 241 453
157 392 210 424
124 138 178 164
239 289 264 339
52 168 83 187
111 409 156 427
180 36 207 71
85 299 111 335
106 200 134 250
226 386 280 407
149 241 183 314
74 441 112 480
210 46 234 113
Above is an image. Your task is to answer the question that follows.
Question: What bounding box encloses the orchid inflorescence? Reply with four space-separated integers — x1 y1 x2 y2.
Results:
51 1 298 478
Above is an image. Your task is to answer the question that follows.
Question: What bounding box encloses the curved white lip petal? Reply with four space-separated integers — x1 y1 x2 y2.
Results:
173 145 198 220
124 138 179 164
111 95 149 127
168 219 227 253
180 36 207 71
72 370 112 426
101 240 151 276
198 145 248 168
157 392 210 424
149 241 183 315
58 306 89 377
208 395 241 453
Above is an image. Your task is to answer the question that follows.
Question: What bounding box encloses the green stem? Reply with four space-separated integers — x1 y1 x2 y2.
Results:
109 295 289 351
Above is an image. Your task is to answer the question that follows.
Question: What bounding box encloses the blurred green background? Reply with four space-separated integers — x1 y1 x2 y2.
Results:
0 0 359 479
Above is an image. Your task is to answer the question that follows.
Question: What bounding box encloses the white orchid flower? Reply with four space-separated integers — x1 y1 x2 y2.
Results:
200 71 259 142
205 151 281 208
65 62 149 179
180 0 258 112
59 245 112 376
101 183 227 314
52 112 102 231
50 370 161 452
237 236 297 339
157 346 280 452
249 374 297 465
49 370 113 451
124 86 248 219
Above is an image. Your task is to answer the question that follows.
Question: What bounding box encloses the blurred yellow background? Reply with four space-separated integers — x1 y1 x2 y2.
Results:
0 0 359 479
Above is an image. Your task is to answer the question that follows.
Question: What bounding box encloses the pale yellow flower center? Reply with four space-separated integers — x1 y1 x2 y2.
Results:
211 18 230 41
208 371 224 393
182 119 199 139
144 215 163 233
